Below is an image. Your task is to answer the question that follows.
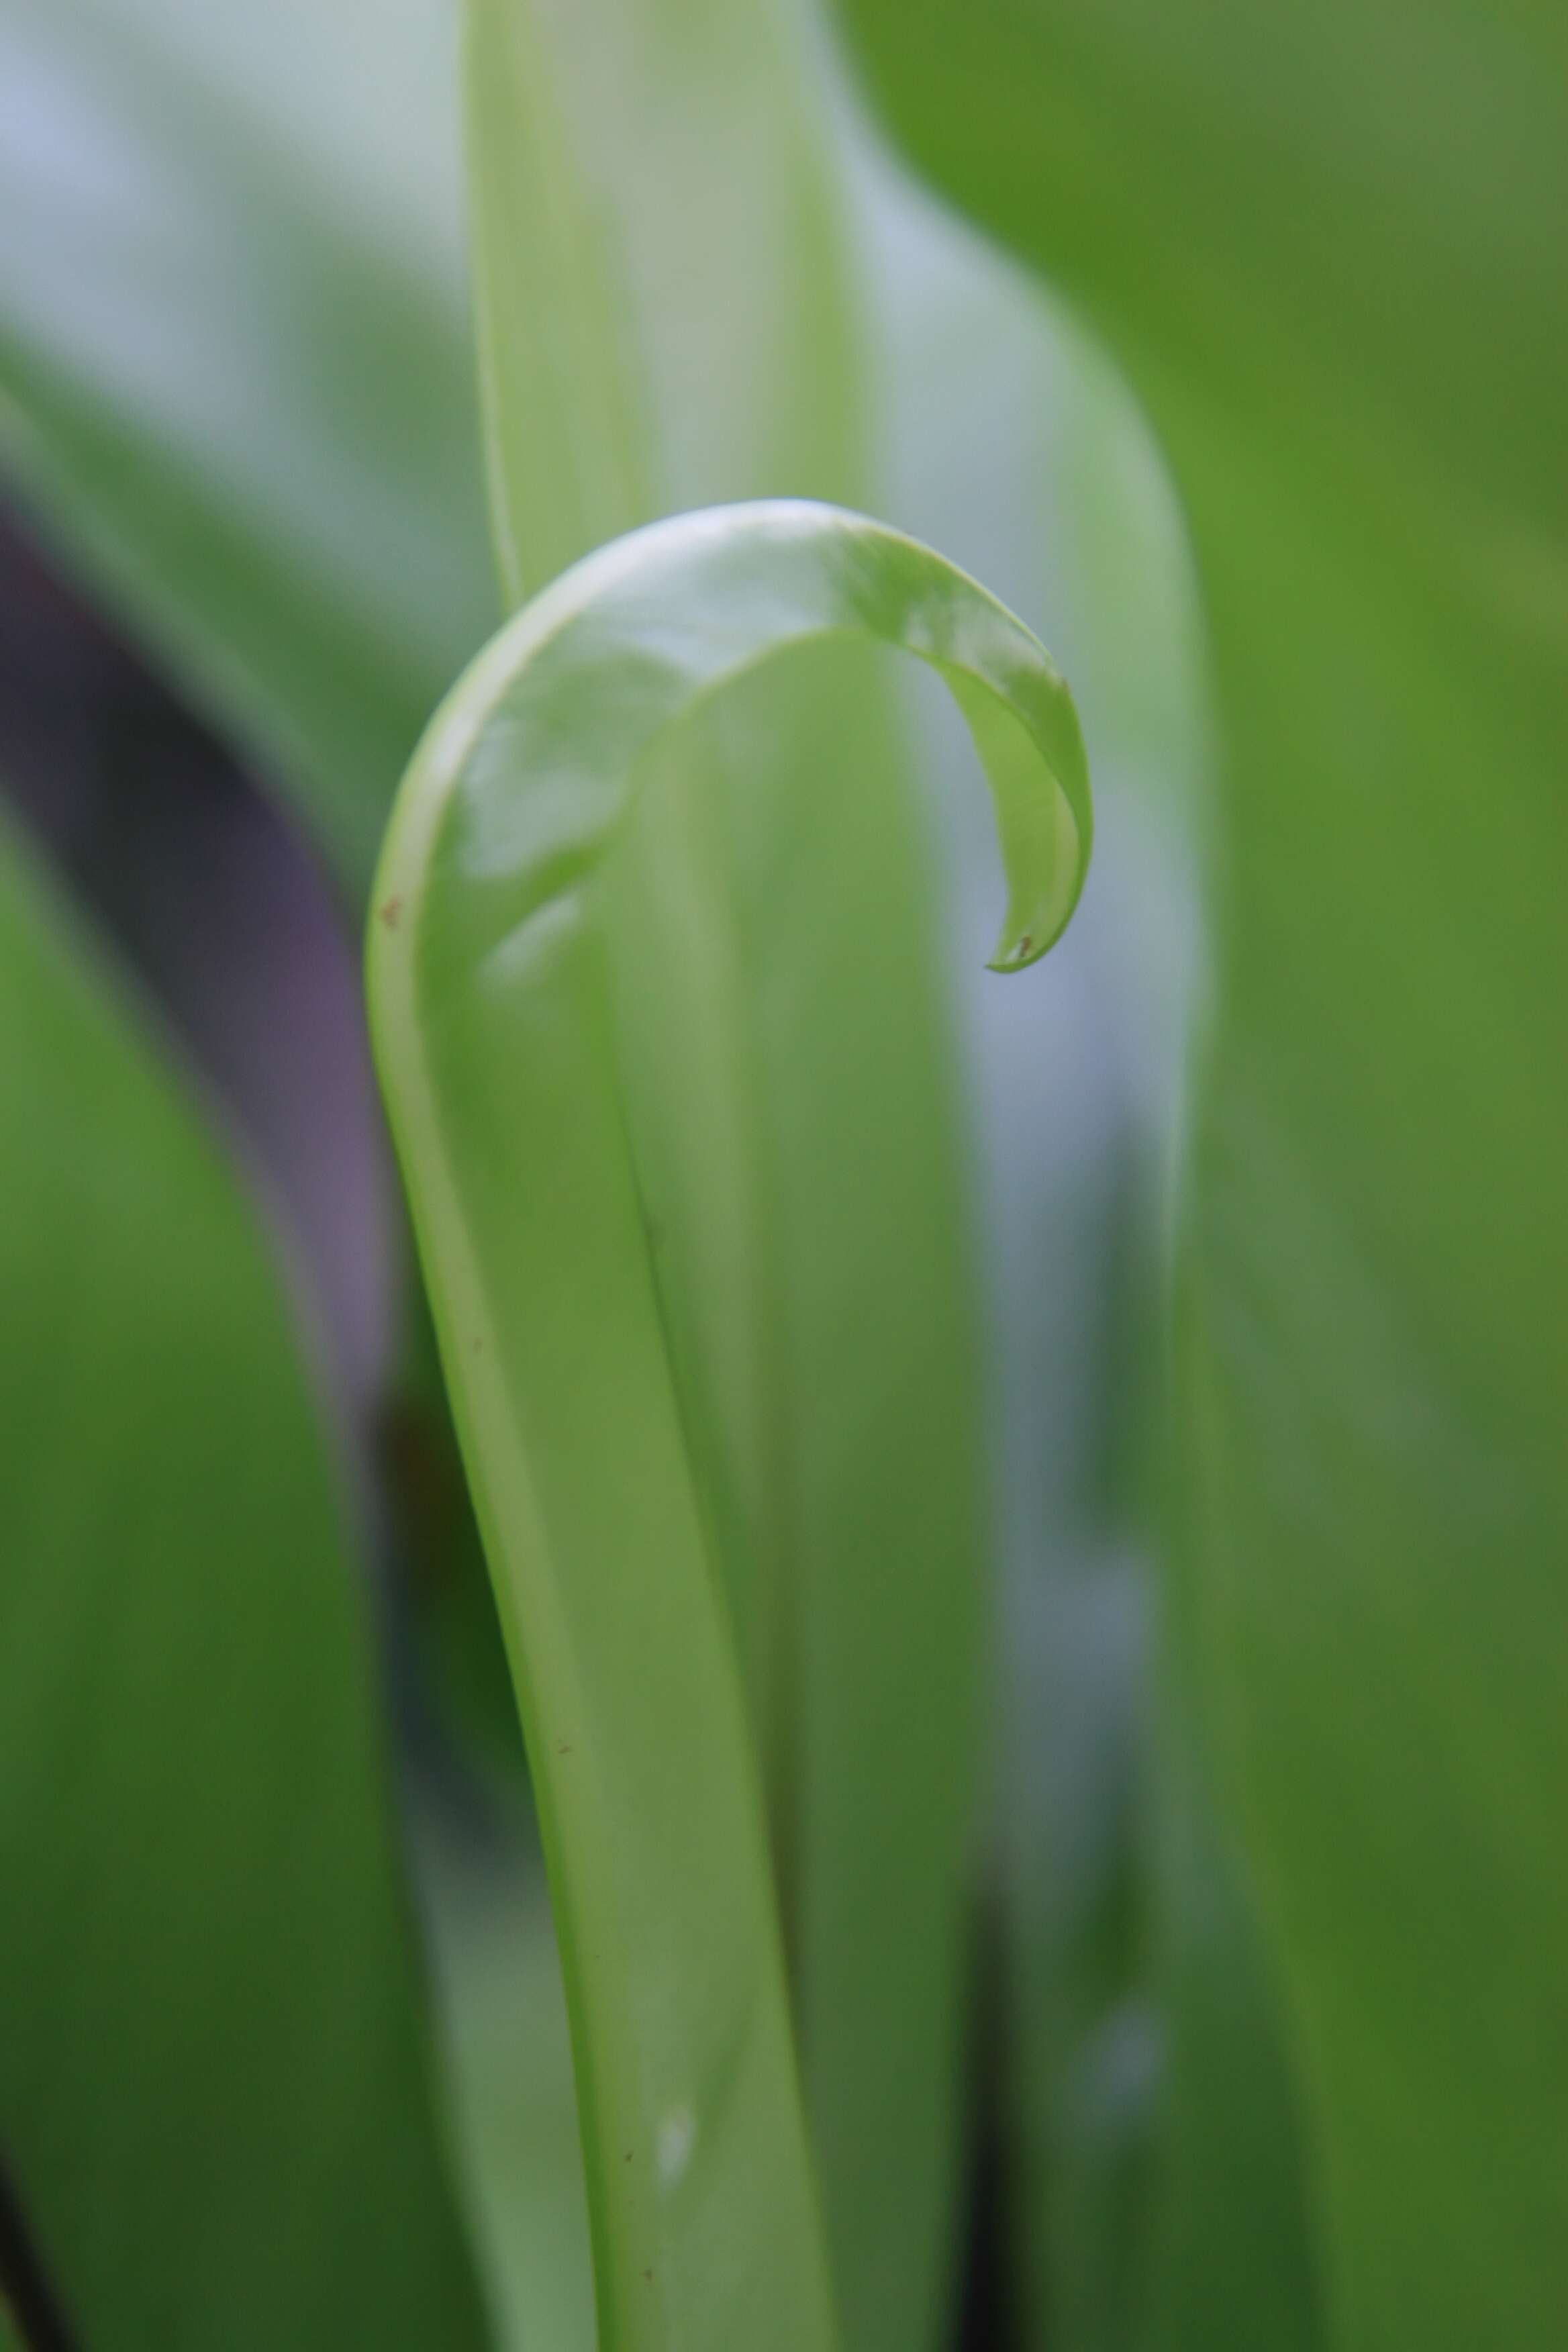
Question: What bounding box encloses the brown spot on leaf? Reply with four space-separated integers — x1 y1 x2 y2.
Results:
378 895 403 930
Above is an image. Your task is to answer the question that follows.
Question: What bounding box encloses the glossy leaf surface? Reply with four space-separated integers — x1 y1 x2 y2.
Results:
0 815 487 2348
834 0 1568 2342
368 499 1090 2352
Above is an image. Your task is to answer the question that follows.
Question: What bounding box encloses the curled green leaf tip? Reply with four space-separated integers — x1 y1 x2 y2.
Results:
372 499 1091 991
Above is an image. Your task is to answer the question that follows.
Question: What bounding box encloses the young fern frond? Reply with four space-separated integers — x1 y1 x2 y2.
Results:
366 498 1091 2352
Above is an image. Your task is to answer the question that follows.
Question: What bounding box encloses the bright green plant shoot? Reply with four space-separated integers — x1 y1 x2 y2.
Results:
367 497 1090 2352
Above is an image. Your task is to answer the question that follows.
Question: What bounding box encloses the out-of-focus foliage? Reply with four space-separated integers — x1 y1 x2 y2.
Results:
842 177 1207 2350
0 812 489 2349
0 0 493 895
836 1 1568 2344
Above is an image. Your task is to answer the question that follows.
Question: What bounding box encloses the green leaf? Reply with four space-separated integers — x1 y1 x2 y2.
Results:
854 179 1224 2351
464 0 865 601
420 1825 597 2352
975 326 1311 2352
0 812 489 2349
464 0 654 608
0 0 494 896
366 498 1091 2352
460 9 1035 2343
1142 1670 1321 2352
833 0 1568 2342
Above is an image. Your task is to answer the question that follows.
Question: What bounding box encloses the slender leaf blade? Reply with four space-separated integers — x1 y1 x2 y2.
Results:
0 814 489 2349
367 499 1090 2352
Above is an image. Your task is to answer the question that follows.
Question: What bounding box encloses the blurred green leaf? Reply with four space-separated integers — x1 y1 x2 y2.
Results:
0 813 488 2349
1142 1660 1320 2352
419 1824 597 2352
850 163 1220 2351
366 499 1091 2352
0 0 494 897
834 0 1568 2341
462 7 1026 2343
983 331 1310 2352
